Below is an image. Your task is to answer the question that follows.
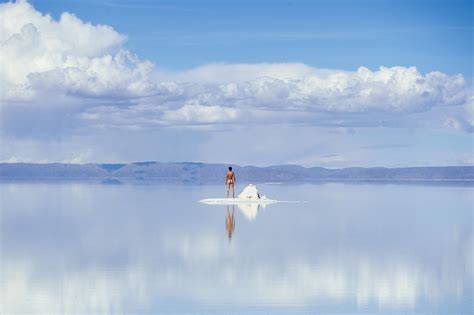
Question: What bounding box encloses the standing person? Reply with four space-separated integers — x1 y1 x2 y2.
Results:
226 166 236 198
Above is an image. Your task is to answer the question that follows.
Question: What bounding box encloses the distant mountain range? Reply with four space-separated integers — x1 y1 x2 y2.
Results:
0 162 473 184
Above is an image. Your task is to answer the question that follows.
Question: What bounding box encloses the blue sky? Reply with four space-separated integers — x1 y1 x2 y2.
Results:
31 0 472 77
0 0 472 166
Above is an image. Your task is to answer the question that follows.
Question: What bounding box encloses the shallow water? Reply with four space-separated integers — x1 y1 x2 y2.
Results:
1 182 472 314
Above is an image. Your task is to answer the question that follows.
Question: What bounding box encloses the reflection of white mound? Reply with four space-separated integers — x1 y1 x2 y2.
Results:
236 202 260 221
199 198 277 205
200 185 276 221
199 200 270 221
199 199 274 222
200 184 277 206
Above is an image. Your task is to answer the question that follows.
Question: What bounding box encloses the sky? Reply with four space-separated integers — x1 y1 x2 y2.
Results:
0 0 472 167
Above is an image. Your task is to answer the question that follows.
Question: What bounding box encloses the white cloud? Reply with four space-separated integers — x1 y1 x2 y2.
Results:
26 50 158 98
162 100 239 124
0 1 466 112
79 68 469 129
188 65 467 113
0 0 471 137
0 0 156 101
155 62 320 84
443 94 474 132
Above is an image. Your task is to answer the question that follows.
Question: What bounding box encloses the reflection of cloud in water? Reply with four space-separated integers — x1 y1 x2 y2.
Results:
1 183 472 313
1 231 471 313
1 261 149 314
159 231 232 259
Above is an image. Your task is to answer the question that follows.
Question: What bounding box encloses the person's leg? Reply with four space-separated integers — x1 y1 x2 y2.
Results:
231 183 235 198
226 182 230 198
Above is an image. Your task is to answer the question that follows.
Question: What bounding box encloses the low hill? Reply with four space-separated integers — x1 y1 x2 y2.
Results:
0 162 473 183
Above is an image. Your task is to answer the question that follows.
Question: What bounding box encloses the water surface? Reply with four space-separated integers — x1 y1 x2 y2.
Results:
1 183 472 314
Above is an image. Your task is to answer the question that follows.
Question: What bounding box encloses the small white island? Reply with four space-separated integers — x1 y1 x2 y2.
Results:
199 184 278 205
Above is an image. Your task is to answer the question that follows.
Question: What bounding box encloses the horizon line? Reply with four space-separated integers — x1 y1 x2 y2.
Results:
0 161 472 170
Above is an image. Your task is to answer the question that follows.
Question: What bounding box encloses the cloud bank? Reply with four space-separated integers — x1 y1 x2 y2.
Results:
0 1 470 134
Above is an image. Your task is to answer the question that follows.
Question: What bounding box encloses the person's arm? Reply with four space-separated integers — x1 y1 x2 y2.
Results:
233 172 236 183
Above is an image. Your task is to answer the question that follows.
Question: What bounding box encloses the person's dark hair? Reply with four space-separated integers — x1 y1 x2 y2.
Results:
228 166 232 171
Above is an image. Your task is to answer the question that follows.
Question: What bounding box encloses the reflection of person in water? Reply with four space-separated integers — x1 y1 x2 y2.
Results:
226 205 235 240
226 166 236 198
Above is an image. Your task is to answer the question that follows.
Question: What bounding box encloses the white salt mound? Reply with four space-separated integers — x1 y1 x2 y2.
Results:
238 184 266 200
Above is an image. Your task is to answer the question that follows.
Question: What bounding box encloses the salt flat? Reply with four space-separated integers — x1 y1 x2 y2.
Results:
1 182 472 314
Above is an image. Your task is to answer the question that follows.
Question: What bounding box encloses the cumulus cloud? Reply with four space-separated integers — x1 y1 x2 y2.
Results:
0 0 157 101
0 0 470 133
179 64 467 113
